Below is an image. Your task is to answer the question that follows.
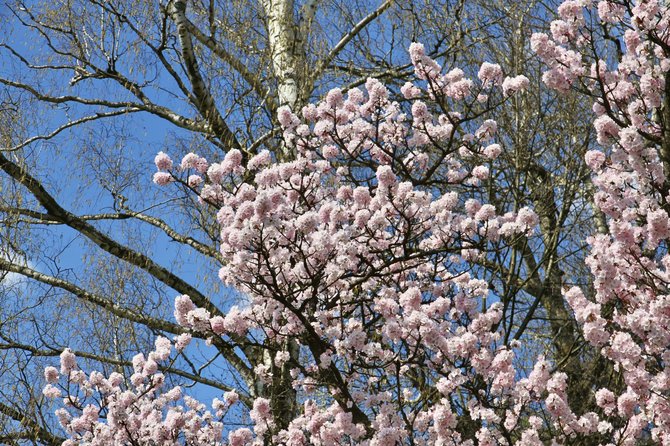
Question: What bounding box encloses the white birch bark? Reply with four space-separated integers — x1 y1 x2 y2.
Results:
262 0 302 110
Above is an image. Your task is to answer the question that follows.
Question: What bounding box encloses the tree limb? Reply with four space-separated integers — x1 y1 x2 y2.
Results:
167 0 244 153
183 18 276 112
1 109 141 152
0 401 64 446
311 0 394 82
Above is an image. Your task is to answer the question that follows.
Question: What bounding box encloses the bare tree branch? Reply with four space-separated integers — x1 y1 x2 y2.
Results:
167 0 245 154
0 402 63 446
183 18 276 111
311 0 394 83
0 77 210 134
0 207 224 262
1 109 141 152
0 152 219 320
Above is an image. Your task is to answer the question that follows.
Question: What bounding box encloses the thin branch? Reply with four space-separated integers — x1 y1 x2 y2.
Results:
0 77 210 134
1 109 141 152
0 257 185 334
311 0 394 82
0 401 64 446
0 207 223 262
0 153 218 320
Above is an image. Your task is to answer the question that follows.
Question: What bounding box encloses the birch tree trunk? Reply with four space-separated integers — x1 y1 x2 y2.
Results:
262 0 304 110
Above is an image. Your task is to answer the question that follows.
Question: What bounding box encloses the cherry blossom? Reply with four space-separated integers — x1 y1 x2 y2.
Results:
534 1 670 444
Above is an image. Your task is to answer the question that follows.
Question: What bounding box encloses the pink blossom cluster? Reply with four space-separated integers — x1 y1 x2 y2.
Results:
49 43 615 446
534 1 670 444
153 149 251 205
41 340 257 446
501 75 530 96
43 2 670 442
408 42 528 102
152 45 561 445
174 294 250 336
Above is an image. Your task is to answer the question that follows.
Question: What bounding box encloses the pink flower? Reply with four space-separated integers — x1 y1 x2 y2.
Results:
478 62 503 87
250 398 272 436
174 333 192 351
142 359 158 376
224 390 239 406
228 428 253 446
516 208 539 231
593 115 619 145
223 149 243 172
472 165 489 180
353 187 371 207
180 152 200 170
132 353 146 373
248 150 271 170
194 156 209 174
502 75 530 96
399 287 422 311
164 410 185 430
476 120 497 140
107 372 123 387
597 1 624 22
483 143 502 159
401 82 421 99
207 163 225 184
595 388 616 414
326 88 344 107
647 209 670 247
447 78 473 99
210 315 225 334
188 174 203 187
44 366 59 384
322 145 339 159
585 150 606 170
153 172 173 186
557 0 585 21
550 20 574 44
409 42 441 81
153 337 171 361
530 33 556 60
43 384 61 398
60 348 77 375
617 390 638 417
154 151 173 170
277 106 297 128
174 295 196 326
187 307 212 332
376 165 397 188
224 306 249 335
475 204 496 221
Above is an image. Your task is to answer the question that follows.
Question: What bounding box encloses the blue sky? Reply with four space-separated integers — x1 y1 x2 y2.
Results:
0 5 251 418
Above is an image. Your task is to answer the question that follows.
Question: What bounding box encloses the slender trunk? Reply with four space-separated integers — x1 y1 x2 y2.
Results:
263 0 303 111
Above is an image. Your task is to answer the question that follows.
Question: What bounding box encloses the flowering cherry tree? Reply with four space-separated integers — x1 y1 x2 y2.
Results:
41 1 670 444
